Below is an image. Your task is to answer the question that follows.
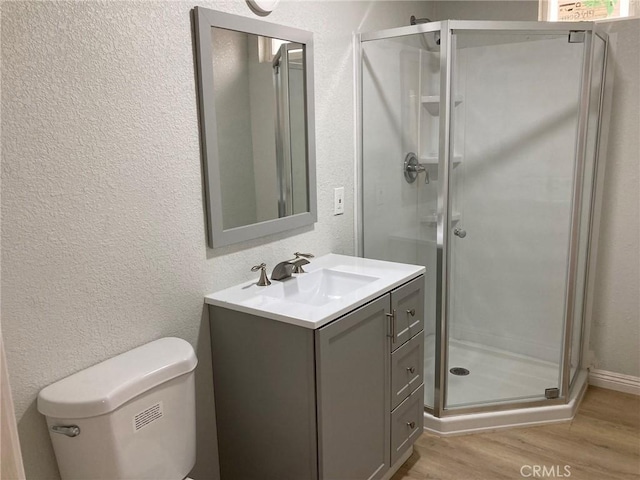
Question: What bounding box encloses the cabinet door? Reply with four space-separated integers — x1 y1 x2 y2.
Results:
316 294 391 480
390 276 425 351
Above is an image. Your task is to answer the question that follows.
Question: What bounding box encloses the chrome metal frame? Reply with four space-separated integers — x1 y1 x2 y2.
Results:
357 20 608 418
360 21 443 42
576 30 610 385
274 43 292 218
434 20 453 416
448 19 594 32
274 42 306 218
561 30 593 400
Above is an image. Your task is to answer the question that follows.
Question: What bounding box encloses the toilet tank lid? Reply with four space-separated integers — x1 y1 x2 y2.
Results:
37 337 197 419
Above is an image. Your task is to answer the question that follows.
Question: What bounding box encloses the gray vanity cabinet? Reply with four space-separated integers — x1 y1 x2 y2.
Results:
316 294 391 480
209 275 424 480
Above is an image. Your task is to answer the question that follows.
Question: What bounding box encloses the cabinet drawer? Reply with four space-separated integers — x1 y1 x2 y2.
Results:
391 331 424 410
390 276 425 352
391 384 424 466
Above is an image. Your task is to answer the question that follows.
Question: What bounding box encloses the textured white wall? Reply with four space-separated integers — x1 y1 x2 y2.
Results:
589 19 640 377
429 0 538 21
0 1 429 479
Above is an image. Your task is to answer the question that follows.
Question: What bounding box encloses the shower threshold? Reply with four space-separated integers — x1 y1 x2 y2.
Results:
423 369 588 436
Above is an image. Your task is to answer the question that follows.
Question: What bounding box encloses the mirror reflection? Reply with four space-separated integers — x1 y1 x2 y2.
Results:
211 27 309 231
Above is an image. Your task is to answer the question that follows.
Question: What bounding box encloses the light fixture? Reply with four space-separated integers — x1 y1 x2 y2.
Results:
247 0 280 15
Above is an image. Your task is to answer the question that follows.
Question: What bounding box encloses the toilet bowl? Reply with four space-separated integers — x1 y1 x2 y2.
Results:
38 337 198 480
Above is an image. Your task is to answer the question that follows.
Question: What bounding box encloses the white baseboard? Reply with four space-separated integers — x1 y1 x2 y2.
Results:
588 368 640 395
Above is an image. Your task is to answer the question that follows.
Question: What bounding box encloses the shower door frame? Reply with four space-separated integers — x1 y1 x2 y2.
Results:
357 20 608 418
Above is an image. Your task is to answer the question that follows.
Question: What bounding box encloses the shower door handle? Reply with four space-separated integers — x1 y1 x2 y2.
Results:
453 228 466 238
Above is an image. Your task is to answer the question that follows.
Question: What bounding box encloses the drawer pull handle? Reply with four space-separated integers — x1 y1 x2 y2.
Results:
407 421 416 429
406 309 415 316
407 366 415 374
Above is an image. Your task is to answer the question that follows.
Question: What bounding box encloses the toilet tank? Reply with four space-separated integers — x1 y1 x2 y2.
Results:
37 337 198 480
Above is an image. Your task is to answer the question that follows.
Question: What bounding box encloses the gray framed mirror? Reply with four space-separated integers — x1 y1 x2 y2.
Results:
193 7 317 248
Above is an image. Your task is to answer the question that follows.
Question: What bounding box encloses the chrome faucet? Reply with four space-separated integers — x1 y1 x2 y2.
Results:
271 252 314 281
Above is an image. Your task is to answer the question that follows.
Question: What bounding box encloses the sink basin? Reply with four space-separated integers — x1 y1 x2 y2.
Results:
260 269 379 306
205 253 425 329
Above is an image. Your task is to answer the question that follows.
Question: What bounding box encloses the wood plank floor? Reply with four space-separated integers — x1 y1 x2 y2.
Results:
392 387 640 480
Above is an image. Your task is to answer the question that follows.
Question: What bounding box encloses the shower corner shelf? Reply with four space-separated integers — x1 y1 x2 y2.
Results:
421 95 463 115
420 211 461 226
419 155 463 168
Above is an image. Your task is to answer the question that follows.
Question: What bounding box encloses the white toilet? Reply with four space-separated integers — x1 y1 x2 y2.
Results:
37 337 198 480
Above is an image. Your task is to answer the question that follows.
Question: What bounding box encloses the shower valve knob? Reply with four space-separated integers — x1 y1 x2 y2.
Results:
454 228 467 238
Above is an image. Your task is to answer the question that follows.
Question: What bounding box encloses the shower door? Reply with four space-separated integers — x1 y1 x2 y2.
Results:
442 29 588 410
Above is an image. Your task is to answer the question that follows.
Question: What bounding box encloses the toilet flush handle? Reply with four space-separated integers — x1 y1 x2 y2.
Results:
51 425 81 437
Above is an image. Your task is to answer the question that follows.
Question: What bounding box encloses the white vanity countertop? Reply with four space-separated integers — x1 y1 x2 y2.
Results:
204 254 425 329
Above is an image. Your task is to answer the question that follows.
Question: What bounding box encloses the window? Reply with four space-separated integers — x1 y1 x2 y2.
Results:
540 0 634 21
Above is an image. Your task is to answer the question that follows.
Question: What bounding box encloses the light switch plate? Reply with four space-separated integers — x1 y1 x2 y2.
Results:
334 187 345 215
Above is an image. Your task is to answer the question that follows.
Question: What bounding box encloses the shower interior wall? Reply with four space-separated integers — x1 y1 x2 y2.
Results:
363 30 588 408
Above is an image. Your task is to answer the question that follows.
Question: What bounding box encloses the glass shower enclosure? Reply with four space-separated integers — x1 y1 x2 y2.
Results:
358 21 607 417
